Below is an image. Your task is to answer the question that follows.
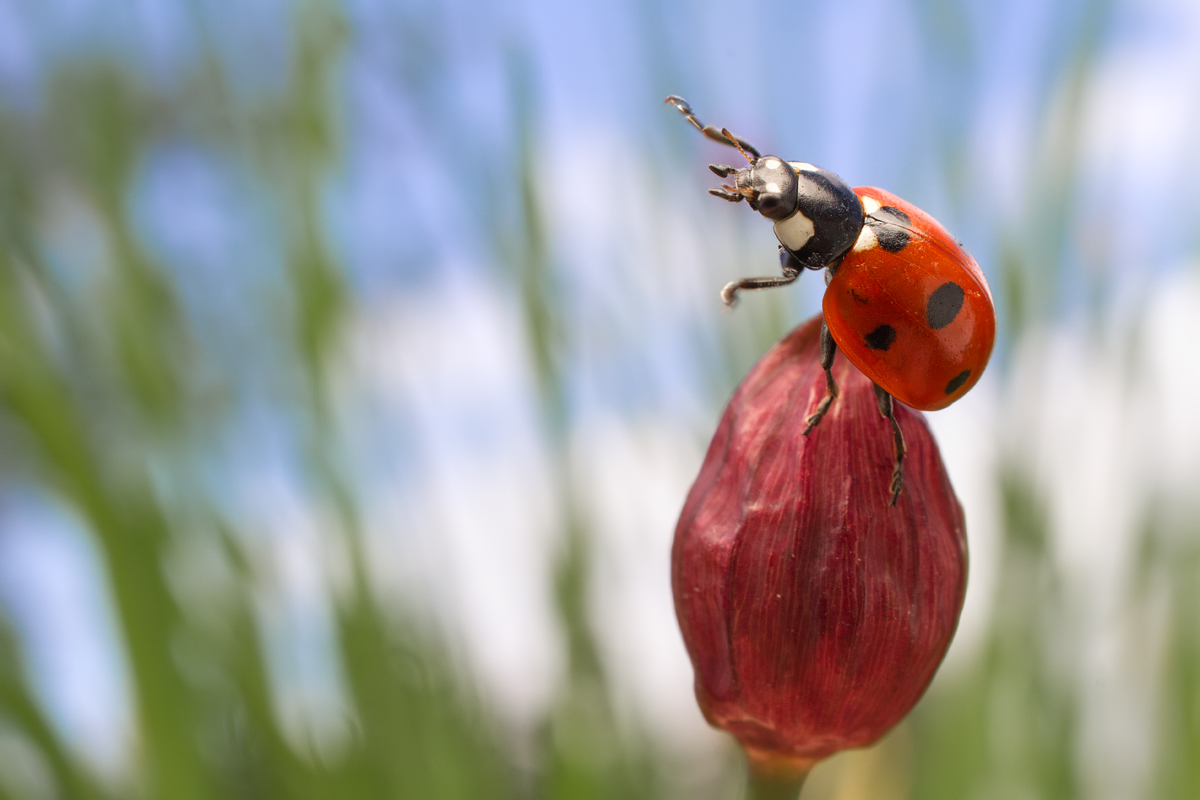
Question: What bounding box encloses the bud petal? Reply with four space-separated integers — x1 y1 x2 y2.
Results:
672 316 967 764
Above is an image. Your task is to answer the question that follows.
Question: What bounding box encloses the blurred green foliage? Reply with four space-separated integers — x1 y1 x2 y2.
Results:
0 3 678 798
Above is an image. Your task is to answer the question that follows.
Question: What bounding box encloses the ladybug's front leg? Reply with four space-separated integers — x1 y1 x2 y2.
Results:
803 318 839 435
872 383 907 505
720 248 802 306
664 96 762 159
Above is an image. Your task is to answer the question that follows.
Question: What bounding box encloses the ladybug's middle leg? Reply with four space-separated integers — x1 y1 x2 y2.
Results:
803 318 839 435
873 383 907 505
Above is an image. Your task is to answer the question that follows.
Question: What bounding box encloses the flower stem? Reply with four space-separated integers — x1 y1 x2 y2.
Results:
745 769 808 800
743 749 816 800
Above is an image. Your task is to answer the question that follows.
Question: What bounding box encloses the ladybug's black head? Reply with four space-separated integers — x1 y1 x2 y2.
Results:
712 158 866 271
664 96 865 274
709 156 799 221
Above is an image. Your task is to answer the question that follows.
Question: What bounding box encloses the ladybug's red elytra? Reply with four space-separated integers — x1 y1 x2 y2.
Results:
667 96 996 504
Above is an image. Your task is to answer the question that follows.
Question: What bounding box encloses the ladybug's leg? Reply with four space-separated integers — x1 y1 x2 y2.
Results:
665 96 762 160
803 318 840 435
720 248 802 306
873 383 906 505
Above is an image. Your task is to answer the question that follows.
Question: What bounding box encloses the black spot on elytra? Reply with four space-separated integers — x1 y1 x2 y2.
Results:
866 205 911 252
926 282 965 329
864 324 896 351
926 283 964 331
945 370 971 395
875 205 911 227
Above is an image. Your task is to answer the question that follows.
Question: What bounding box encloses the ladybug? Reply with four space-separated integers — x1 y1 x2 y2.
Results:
667 96 995 504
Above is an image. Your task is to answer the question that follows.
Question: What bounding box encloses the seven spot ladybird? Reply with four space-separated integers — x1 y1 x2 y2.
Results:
667 96 996 504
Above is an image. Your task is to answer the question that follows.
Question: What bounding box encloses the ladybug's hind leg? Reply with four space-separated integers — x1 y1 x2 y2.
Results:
873 383 907 505
803 318 840 435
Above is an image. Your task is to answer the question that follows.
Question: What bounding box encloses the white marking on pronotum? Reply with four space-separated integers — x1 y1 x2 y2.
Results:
789 161 819 173
853 224 879 252
773 210 815 251
764 183 780 194
763 158 782 169
861 196 883 214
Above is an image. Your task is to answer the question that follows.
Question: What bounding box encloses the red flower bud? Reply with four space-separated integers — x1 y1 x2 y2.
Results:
672 315 967 770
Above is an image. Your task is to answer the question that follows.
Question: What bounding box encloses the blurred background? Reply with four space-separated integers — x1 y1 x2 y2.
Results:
0 0 1198 798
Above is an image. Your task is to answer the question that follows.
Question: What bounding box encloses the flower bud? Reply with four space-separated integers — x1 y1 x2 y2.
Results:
673 315 967 769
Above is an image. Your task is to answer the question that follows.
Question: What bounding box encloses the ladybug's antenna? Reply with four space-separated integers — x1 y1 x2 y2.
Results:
665 96 761 160
720 128 756 164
